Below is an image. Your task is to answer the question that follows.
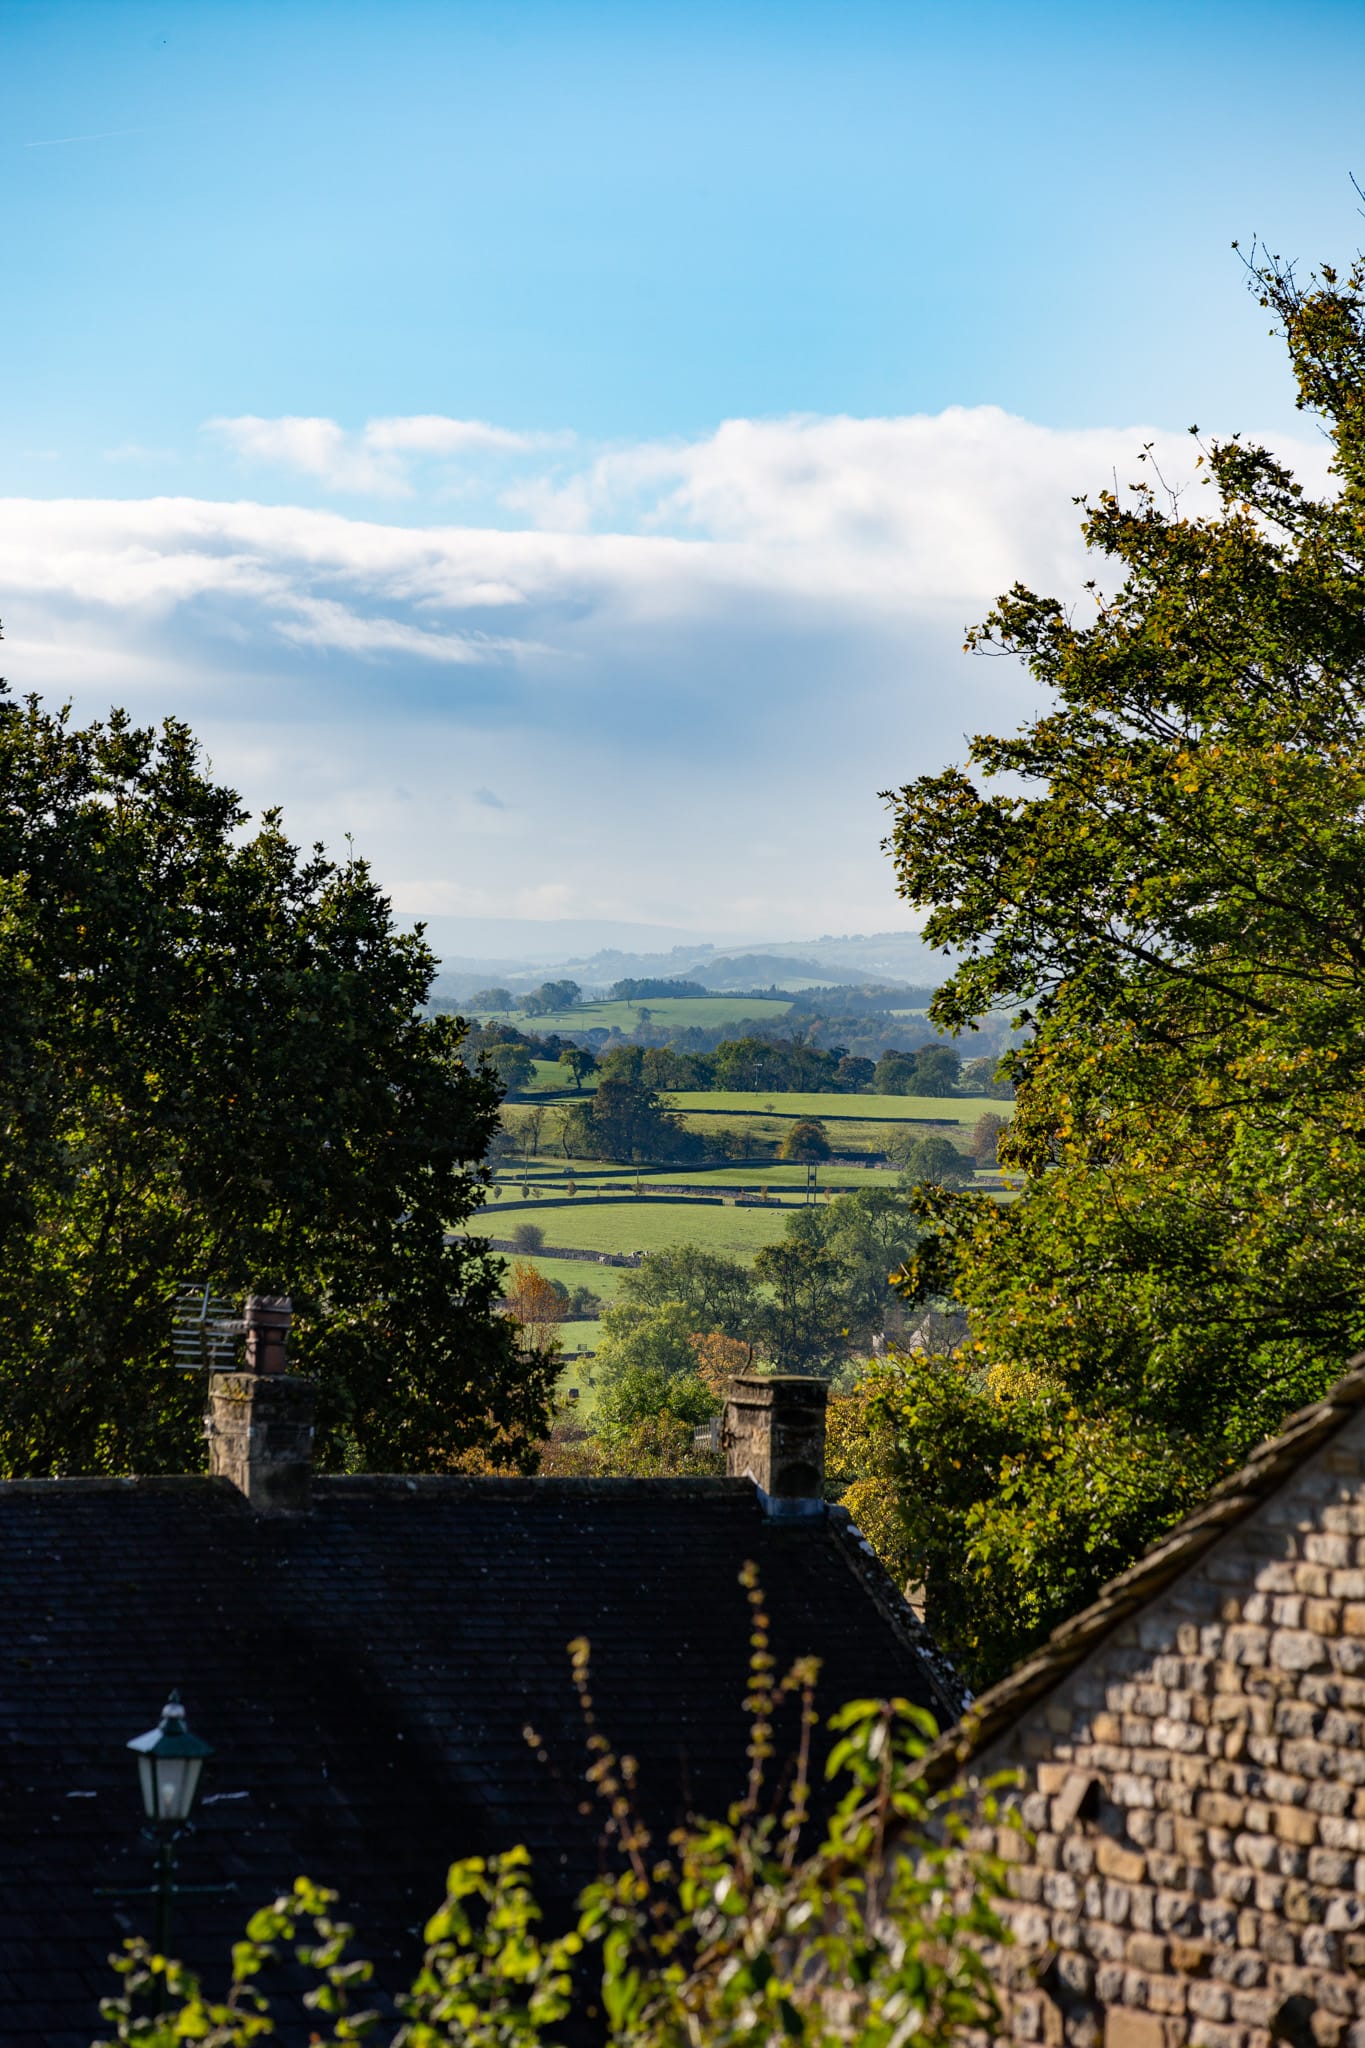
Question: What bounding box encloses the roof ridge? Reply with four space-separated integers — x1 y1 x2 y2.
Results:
924 1349 1365 1781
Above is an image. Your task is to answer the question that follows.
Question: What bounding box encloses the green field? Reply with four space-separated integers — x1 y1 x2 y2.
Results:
463 1199 793 1261
668 1090 1004 1126
487 1249 626 1299
482 995 794 1032
502 1161 897 1193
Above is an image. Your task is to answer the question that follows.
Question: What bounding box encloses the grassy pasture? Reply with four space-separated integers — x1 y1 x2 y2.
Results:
487 1249 626 1300
667 1090 1005 1126
521 1058 591 1095
463 1199 793 1261
481 995 795 1033
676 1112 925 1159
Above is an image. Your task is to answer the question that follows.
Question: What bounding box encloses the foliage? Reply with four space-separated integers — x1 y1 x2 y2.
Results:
608 977 710 1001
469 987 514 1012
824 1374 920 1588
95 1579 1012 2048
873 1047 961 1097
751 1239 851 1375
558 1046 597 1092
881 239 1365 1676
484 1039 537 1092
891 1135 975 1189
617 1243 757 1335
562 1058 702 1164
0 689 552 1479
510 1223 548 1254
503 1261 567 1355
594 1360 718 1439
538 1409 723 1477
689 1328 756 1394
783 1188 922 1343
780 1118 832 1162
523 981 582 1016
592 1299 704 1386
969 1113 1008 1168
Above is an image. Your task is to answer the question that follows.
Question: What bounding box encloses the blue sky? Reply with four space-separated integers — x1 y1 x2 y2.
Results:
3 0 1361 948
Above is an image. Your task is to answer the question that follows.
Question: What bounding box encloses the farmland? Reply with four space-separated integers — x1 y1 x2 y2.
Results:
478 994 794 1032
666 1090 992 1125
465 1195 796 1262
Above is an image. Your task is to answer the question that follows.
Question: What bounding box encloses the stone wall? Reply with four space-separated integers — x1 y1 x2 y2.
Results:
970 1406 1365 2048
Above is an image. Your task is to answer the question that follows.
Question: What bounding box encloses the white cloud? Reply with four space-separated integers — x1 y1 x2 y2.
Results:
1 406 1332 935
206 412 568 496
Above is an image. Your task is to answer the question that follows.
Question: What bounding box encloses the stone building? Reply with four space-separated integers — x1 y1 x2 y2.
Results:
0 1337 959 2048
932 1356 1365 2048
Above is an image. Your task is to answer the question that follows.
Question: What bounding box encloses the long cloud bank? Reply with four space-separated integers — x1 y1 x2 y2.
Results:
0 408 1328 938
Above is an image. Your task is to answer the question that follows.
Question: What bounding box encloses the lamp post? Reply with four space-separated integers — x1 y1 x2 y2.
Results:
126 1692 214 1970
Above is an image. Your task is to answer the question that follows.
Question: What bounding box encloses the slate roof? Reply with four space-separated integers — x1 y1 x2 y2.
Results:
0 1473 960 2047
926 1352 1365 1784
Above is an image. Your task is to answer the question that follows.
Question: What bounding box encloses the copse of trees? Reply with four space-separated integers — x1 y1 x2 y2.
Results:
0 686 555 1479
561 1054 702 1163
608 976 709 1000
522 978 582 1015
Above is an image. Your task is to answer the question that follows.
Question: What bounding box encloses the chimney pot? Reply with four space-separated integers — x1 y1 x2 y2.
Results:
724 1374 828 1517
243 1294 293 1374
206 1295 314 1512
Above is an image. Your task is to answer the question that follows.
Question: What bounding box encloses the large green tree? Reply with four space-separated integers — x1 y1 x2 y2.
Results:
616 1243 757 1335
0 688 555 1477
880 242 1365 1681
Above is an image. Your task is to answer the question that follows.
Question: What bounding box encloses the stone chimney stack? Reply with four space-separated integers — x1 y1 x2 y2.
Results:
206 1296 315 1513
725 1374 828 1518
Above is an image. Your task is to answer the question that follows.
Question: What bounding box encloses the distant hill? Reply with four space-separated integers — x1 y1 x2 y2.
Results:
689 951 846 990
423 927 953 1005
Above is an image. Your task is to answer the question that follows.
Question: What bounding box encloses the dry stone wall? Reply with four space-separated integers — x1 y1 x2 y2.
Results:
971 1407 1365 2048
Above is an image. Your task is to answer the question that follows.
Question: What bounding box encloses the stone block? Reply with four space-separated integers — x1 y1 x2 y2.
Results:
1200 1792 1247 1828
1300 1927 1342 1969
1098 1840 1148 1884
1187 2022 1241 2048
1235 1831 1278 1869
1146 1974 1190 2015
1104 1881 1134 1924
1154 1889 1200 1935
1085 1918 1128 1963
1127 1933 1169 1971
1154 1717 1206 1753
1104 2006 1169 2048
1308 1536 1354 1567
1272 1631 1330 1673
1188 1984 1231 2021
1228 1988 1276 2026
